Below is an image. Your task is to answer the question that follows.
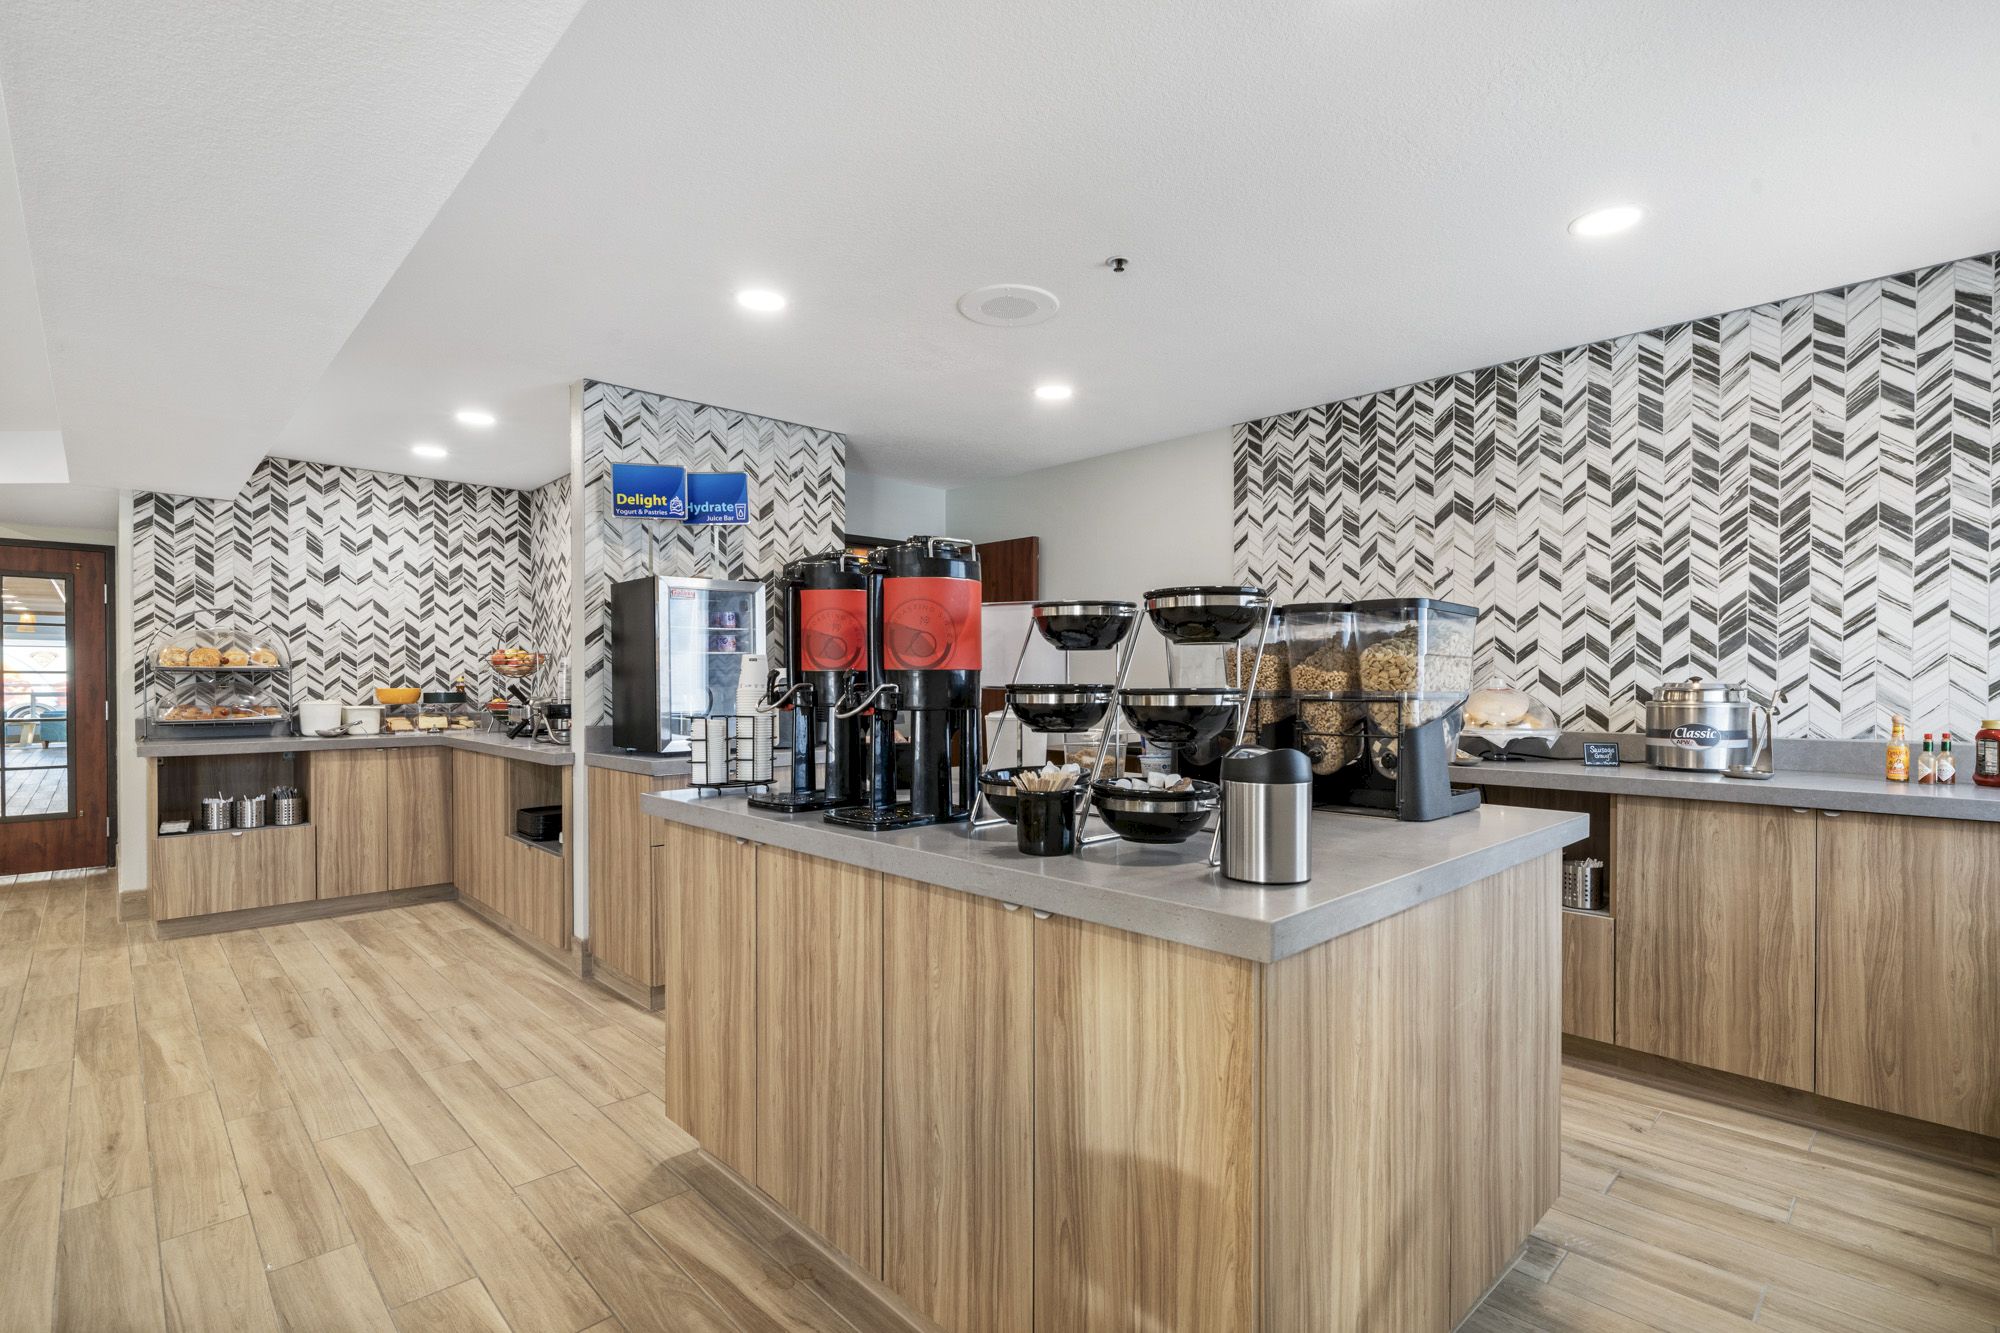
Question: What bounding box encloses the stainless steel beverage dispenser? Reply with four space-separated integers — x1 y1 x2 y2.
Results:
750 550 870 813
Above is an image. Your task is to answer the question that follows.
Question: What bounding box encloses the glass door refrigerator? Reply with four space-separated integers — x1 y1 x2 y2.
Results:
610 575 769 753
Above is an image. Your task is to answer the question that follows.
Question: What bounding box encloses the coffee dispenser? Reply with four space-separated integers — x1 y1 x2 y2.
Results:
750 551 872 813
824 536 983 831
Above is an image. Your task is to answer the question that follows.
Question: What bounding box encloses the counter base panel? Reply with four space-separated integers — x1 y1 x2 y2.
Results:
454 886 587 979
584 952 663 1010
1564 1037 2000 1175
152 882 454 940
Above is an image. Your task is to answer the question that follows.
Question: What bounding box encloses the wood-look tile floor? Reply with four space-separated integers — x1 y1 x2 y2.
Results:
2 870 1996 1332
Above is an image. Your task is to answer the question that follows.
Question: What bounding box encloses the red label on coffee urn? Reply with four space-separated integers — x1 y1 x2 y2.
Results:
881 577 982 671
798 589 867 671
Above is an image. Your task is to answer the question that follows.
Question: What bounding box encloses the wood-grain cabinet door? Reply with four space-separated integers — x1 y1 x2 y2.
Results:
312 748 387 899
658 823 758 1177
881 879 1033 1333
151 825 317 920
588 768 657 986
754 845 883 1273
450 750 500 907
1816 811 2000 1135
384 747 452 890
1613 797 1816 1089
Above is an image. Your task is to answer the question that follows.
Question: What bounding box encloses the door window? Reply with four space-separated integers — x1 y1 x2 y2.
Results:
1 574 73 819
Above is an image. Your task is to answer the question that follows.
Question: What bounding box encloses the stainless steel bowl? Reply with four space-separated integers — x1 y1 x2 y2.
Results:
1142 586 1270 645
1031 601 1140 652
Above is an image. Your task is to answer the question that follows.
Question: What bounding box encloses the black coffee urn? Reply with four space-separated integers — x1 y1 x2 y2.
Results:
750 550 870 813
824 536 983 831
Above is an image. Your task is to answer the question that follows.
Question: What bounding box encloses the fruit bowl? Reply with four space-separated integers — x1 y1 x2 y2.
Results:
1142 586 1270 645
1031 601 1140 652
488 648 545 679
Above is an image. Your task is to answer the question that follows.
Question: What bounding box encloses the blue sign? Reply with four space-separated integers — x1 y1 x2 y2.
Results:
684 471 751 525
611 463 686 519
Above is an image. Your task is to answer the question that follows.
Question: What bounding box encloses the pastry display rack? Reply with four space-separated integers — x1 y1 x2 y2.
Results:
970 601 1142 844
145 627 292 733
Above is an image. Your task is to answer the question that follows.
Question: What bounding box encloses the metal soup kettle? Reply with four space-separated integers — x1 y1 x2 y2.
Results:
1635 679 1785 779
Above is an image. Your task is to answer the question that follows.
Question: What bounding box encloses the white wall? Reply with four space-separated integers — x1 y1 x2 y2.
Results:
945 427 1235 684
845 469 947 539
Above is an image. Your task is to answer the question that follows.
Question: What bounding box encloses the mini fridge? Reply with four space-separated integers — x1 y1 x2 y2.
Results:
610 575 769 753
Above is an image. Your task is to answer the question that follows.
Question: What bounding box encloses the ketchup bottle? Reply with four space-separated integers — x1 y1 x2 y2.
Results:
1975 720 2000 787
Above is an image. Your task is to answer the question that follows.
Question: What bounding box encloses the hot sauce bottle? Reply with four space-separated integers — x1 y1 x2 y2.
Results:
1885 715 1910 783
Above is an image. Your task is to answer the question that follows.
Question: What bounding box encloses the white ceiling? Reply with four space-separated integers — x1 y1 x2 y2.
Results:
0 0 588 499
12 1 2000 498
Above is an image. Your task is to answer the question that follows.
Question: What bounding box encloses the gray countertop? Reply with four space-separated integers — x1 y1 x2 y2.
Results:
138 730 575 767
1451 757 2000 821
639 790 1584 962
583 744 693 778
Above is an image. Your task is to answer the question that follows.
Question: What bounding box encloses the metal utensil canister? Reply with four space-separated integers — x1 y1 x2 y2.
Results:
233 794 267 829
271 786 304 826
198 793 233 831
1212 746 1312 885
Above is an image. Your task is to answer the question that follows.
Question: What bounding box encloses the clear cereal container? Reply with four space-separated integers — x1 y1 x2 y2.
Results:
1280 603 1364 774
1350 597 1479 752
1223 605 1293 737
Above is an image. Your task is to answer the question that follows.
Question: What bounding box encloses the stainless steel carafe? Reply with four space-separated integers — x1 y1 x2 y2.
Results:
1213 746 1312 885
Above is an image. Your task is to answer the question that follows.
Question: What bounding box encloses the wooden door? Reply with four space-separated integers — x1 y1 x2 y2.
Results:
658 823 758 1176
882 878 1033 1333
1035 915 1259 1332
754 846 883 1271
1561 910 1615 1043
312 748 387 898
1817 812 2000 1135
385 747 452 890
973 536 1038 603
450 750 502 908
0 543 112 874
1613 796 1816 1089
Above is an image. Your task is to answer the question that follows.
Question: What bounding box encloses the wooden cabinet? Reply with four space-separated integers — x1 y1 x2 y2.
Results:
881 879 1033 1333
448 749 568 952
1816 812 2000 1136
385 747 452 890
151 825 317 921
1613 797 1816 1089
312 748 388 898
313 747 452 898
1561 910 1615 1043
658 823 758 1178
450 750 507 911
754 845 884 1272
586 767 689 996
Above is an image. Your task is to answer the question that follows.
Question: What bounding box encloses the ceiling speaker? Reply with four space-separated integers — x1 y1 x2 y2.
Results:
957 284 1060 327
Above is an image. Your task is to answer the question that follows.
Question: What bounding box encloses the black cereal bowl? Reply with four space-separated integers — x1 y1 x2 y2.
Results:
1142 585 1270 645
1117 687 1244 746
979 767 1027 824
1090 778 1220 843
1031 601 1140 652
1006 683 1114 733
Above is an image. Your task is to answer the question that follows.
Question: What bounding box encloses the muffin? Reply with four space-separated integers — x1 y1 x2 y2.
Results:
158 646 190 668
188 646 223 669
221 648 250 667
249 648 279 667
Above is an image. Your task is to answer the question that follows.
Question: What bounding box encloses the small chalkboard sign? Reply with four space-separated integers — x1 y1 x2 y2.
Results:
1582 742 1621 767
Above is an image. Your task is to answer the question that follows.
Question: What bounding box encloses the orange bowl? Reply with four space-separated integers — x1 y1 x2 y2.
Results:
374 687 420 706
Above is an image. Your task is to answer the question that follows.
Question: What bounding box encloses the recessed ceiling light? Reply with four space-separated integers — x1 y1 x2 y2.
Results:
411 443 448 460
454 408 496 427
735 288 787 312
1034 383 1074 402
1568 204 1645 238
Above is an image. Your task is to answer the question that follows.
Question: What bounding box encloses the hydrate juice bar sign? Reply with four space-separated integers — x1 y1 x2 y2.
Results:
611 463 686 518
684 471 751 525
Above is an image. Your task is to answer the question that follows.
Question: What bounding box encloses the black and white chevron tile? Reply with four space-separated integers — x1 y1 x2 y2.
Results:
579 379 846 726
134 458 567 706
1233 252 2000 739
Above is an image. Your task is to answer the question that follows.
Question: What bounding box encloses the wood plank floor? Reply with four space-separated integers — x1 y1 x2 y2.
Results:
2 870 1996 1331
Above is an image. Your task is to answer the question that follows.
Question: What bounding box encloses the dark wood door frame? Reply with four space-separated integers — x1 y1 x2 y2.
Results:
0 539 116 875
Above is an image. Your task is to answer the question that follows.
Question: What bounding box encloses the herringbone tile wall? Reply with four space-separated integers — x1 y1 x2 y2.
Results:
1234 252 2000 738
134 457 570 706
579 379 846 726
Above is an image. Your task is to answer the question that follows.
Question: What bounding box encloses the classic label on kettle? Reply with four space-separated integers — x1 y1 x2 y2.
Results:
1646 725 1749 749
